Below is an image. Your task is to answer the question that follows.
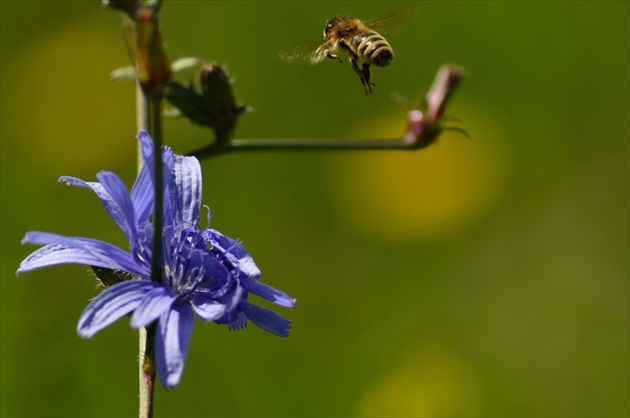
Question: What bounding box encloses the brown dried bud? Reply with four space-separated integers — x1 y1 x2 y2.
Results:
134 6 171 95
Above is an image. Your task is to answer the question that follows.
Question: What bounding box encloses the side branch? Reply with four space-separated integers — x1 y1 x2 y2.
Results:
188 65 465 159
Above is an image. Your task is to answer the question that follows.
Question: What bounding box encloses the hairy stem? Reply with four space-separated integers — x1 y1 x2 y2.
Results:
136 81 156 418
138 325 156 418
149 93 163 285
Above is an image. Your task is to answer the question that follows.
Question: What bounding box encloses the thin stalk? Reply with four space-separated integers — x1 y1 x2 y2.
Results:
136 82 150 167
188 136 419 159
138 92 163 418
188 65 464 160
138 324 156 418
149 93 163 285
229 137 416 152
136 82 157 418
140 92 163 418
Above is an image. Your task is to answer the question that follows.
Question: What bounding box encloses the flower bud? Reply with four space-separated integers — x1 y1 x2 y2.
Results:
102 0 141 18
403 65 466 148
425 65 464 122
134 6 171 95
200 63 240 138
164 81 211 127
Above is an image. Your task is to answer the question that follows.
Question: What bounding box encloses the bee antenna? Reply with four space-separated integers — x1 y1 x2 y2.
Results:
390 91 413 110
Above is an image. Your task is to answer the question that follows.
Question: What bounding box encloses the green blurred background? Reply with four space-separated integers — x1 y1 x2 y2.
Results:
1 1 628 416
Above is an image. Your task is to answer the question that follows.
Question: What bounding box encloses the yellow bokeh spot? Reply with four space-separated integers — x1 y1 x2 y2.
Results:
356 344 482 417
326 108 509 242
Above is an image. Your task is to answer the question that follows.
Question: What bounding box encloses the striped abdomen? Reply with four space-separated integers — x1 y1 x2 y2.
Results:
351 30 393 67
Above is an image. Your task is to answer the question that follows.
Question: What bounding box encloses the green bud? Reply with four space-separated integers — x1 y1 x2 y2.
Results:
164 81 212 127
134 6 171 95
200 63 240 141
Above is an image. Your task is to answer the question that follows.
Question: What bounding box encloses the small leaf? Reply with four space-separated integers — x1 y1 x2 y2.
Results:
110 66 137 82
171 57 201 73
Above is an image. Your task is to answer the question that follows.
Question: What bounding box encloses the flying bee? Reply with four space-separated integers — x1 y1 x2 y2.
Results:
279 11 412 95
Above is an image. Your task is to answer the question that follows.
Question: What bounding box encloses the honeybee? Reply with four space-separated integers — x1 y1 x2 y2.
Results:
279 11 412 95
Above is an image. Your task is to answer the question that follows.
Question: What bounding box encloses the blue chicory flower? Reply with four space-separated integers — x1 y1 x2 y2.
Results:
16 130 295 389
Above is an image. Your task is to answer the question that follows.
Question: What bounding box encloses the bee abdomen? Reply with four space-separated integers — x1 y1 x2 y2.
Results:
352 31 393 67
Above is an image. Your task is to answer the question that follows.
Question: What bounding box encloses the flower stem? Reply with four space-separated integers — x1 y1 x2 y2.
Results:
149 93 163 284
188 65 465 159
138 325 156 418
227 137 421 152
136 82 150 168
136 81 157 418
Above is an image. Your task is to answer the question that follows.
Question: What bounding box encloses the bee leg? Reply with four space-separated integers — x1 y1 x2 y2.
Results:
327 52 342 63
361 62 375 94
350 55 373 95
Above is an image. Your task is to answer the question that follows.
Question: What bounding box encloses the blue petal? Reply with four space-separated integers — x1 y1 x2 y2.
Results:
227 311 248 331
138 130 155 165
240 301 291 337
130 286 177 328
189 295 226 322
206 229 261 278
18 232 150 277
96 171 138 245
240 277 295 308
130 162 154 225
137 130 176 228
59 176 130 236
155 302 194 389
170 155 202 226
77 280 158 338
195 256 233 298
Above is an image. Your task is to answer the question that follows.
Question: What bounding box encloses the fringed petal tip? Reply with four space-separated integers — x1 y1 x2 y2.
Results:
227 312 248 331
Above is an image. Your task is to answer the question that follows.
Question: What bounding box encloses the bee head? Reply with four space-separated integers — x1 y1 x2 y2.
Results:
324 16 343 37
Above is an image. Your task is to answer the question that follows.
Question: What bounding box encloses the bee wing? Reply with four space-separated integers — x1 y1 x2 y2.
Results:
279 39 330 65
362 9 415 35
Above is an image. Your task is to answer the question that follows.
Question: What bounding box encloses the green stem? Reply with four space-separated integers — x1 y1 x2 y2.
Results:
138 93 163 418
229 137 418 152
188 138 417 159
138 325 156 418
149 93 163 284
187 65 464 160
140 92 163 418
189 136 427 159
136 82 150 167
136 82 157 418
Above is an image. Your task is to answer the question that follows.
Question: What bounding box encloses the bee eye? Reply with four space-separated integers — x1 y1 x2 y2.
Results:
324 17 338 35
